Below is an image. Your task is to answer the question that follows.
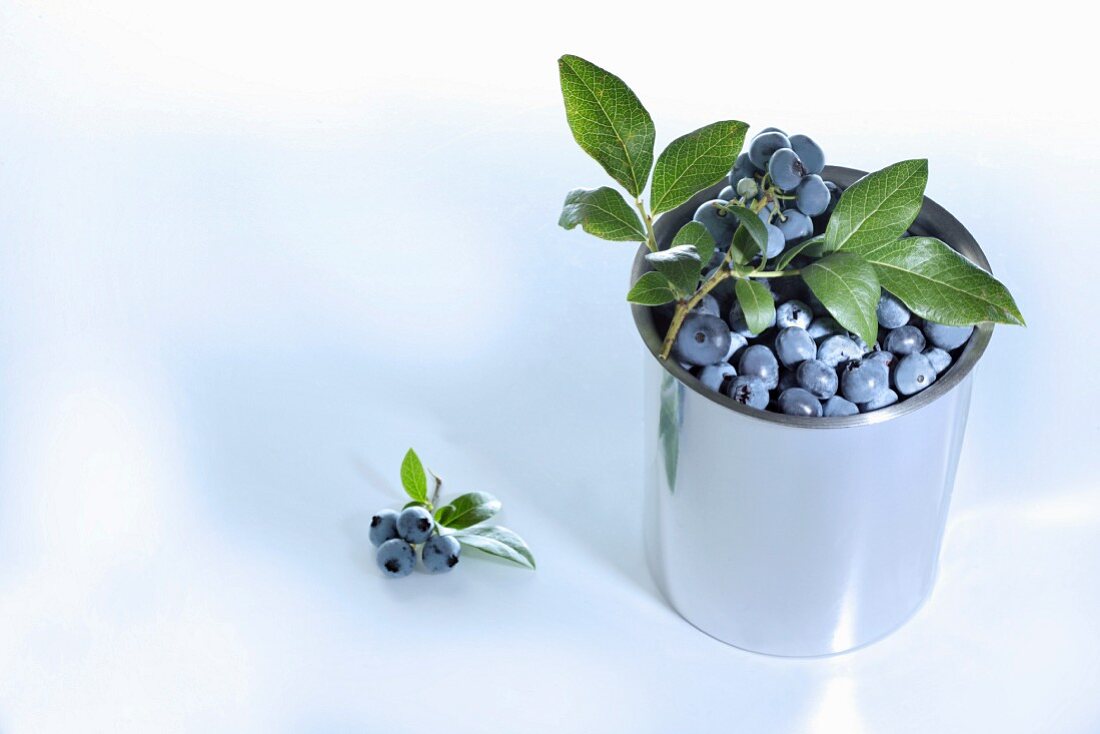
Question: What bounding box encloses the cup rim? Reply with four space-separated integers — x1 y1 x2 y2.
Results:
630 164 994 430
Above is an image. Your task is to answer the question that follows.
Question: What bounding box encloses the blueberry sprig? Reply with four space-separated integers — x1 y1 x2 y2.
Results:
557 54 1025 417
370 449 535 578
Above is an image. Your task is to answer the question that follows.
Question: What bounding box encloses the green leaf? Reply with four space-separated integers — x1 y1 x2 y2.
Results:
626 271 677 305
650 120 749 214
672 221 715 271
558 186 646 242
824 159 928 254
453 526 536 569
800 253 880 346
400 448 429 503
434 491 502 530
734 278 775 336
558 54 655 198
645 245 701 297
775 234 825 271
724 204 768 264
854 236 1025 326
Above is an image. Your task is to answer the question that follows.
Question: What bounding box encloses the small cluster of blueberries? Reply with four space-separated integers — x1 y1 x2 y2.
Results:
668 126 973 416
693 127 834 260
672 287 973 416
370 506 461 578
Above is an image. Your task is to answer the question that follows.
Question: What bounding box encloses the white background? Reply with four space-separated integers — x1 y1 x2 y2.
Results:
2 1 1099 731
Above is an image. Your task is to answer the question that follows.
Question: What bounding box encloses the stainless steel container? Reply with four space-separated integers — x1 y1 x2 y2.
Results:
636 166 993 657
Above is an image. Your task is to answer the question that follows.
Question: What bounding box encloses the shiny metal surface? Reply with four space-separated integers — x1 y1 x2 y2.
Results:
637 166 990 656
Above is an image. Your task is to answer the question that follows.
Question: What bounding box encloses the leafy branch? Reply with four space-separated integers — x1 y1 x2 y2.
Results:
556 54 1024 356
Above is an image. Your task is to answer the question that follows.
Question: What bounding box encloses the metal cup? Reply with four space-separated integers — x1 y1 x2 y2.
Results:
635 166 993 656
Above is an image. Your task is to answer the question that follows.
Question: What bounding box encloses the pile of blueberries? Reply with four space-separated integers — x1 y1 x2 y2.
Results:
669 127 975 417
370 506 461 578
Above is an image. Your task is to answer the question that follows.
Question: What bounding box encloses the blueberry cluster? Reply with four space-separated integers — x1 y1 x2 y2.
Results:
673 287 973 416
693 127 834 262
370 506 461 578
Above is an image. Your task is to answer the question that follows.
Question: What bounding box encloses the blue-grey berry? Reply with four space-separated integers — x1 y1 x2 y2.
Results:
778 387 823 417
376 538 415 578
794 174 830 216
923 322 974 350
695 294 720 316
776 300 813 329
817 334 863 368
864 350 897 369
764 223 784 258
693 199 737 249
421 534 461 574
369 509 400 548
796 359 838 399
883 324 926 356
775 326 816 367
894 353 937 395
697 362 737 392
823 396 859 417
673 312 732 366
859 389 899 412
840 359 890 404
396 506 434 544
807 316 845 341
748 131 792 169
738 345 780 389
729 152 757 185
736 177 759 199
768 147 807 191
923 347 952 374
876 292 910 329
776 209 814 242
718 185 736 201
723 332 749 362
726 376 770 410
789 134 825 174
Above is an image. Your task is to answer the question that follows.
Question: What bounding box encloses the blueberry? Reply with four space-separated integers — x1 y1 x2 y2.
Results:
697 362 737 392
748 131 792 169
849 332 873 355
817 334 863 368
788 134 825 175
775 327 816 367
736 177 759 199
421 534 461 574
693 199 737 249
876 292 910 329
883 324 926 356
757 201 777 225
369 508 401 548
764 223 784 258
729 151 758 185
695 294 720 316
723 332 749 361
728 300 776 337
397 506 434 544
794 174 830 216
767 147 807 191
718 185 736 201
923 347 952 374
777 369 799 391
823 396 859 417
673 312 732 366
738 345 780 389
726 376 770 410
840 359 890 404
923 322 974 350
778 387 823 417
859 389 899 412
864 350 897 369
776 209 814 242
894 353 937 395
776 300 813 329
796 359 838 399
376 538 415 578
807 316 845 341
